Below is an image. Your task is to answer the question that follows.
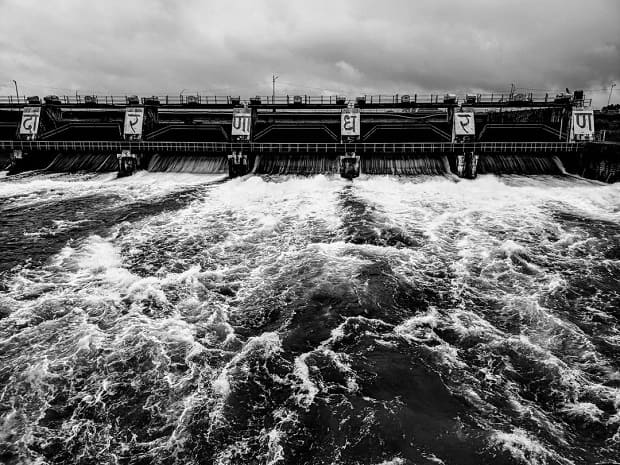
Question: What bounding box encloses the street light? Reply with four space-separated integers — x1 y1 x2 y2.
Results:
272 74 279 103
608 82 616 106
179 89 187 104
12 80 19 103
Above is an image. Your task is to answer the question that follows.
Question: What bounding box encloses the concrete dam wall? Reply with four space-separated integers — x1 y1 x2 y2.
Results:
0 92 618 182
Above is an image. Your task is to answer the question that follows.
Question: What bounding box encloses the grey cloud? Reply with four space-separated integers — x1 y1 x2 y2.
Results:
0 0 618 107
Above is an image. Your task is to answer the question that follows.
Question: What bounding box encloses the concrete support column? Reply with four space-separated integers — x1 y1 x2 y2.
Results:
456 151 478 179
7 149 25 173
230 106 252 178
467 152 479 178
339 152 360 179
120 107 145 177
117 150 138 177
228 151 249 178
341 105 361 179
457 154 466 177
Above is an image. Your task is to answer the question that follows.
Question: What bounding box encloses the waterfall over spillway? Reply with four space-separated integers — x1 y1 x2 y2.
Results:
45 153 118 172
33 152 575 177
478 154 563 175
361 154 448 175
255 154 451 176
147 154 228 173
256 154 339 175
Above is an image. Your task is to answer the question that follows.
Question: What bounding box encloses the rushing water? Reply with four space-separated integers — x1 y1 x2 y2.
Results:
0 169 618 465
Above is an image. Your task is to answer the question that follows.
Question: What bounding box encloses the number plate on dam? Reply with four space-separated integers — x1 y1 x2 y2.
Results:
341 108 361 137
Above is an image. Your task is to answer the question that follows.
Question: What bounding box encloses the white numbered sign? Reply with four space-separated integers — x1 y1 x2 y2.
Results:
453 112 475 137
20 107 41 137
232 108 252 139
341 108 360 138
571 110 594 141
124 108 145 137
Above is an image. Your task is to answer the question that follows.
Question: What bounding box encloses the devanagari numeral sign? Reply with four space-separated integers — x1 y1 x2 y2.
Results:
453 112 475 136
232 108 252 138
341 108 360 137
124 108 145 137
20 107 41 137
571 110 594 139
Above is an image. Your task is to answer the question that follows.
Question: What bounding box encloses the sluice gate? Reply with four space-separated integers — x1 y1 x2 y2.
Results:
0 91 617 182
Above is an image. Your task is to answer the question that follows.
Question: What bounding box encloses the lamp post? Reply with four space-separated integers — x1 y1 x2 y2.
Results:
608 82 616 107
12 80 19 103
272 74 278 103
179 89 186 104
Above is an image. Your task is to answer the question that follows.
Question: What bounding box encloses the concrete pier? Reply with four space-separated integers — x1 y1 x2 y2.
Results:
339 153 360 179
228 151 249 178
117 150 138 177
456 152 479 179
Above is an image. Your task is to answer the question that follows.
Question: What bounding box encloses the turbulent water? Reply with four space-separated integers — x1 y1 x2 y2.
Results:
0 168 619 465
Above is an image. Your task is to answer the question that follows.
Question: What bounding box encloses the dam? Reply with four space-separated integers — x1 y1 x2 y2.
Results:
0 91 618 182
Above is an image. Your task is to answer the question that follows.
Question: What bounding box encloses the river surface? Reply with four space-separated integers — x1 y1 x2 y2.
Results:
0 170 618 465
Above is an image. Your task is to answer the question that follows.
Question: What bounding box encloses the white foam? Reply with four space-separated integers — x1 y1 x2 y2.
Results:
0 171 225 210
395 308 468 369
374 458 406 465
293 353 320 408
561 402 604 423
264 427 285 465
491 428 572 465
212 331 283 401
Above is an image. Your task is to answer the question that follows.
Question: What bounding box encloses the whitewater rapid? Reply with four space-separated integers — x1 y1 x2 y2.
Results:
0 171 618 465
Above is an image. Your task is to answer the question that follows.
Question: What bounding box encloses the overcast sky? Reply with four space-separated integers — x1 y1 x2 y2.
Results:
0 0 618 107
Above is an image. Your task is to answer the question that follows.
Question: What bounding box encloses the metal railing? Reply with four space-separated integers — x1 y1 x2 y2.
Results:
0 93 592 107
0 96 29 105
0 140 584 153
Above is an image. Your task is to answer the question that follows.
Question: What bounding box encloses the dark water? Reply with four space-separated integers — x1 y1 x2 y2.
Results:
0 170 619 465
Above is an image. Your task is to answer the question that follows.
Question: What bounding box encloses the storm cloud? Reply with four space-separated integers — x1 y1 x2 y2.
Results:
0 0 618 107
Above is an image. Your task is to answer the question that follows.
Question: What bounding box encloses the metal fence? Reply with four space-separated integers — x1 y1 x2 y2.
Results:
0 93 592 107
0 140 584 153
